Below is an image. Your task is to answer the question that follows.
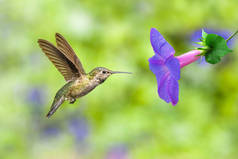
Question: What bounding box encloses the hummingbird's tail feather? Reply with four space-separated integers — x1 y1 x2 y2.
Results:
46 96 65 118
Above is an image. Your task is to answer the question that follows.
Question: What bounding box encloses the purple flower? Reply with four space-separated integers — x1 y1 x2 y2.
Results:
42 125 60 137
149 28 201 105
27 87 46 107
68 117 89 143
106 144 128 159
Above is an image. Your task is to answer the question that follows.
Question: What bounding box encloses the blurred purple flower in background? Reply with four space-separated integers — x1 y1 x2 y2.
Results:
68 116 89 143
106 144 128 159
42 125 60 137
191 28 235 48
27 86 46 107
191 28 236 65
149 28 201 105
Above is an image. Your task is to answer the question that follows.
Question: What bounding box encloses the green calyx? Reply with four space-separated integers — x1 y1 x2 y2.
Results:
196 29 237 64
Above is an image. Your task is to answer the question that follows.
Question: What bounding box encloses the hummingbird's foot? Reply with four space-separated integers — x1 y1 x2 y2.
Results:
69 98 76 104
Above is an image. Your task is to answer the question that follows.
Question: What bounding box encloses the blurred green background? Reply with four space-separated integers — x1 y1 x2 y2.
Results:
1 0 238 158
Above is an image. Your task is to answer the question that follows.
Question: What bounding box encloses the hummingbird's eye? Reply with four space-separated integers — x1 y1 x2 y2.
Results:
102 71 106 74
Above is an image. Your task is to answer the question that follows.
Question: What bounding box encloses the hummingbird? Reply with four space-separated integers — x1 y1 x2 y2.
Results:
38 33 131 118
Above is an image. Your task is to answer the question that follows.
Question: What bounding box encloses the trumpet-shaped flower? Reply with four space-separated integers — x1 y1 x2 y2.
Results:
149 28 201 105
149 28 237 105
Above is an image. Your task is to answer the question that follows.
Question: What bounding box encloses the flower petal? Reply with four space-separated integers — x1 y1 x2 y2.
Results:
167 76 179 105
150 28 175 59
165 56 180 80
148 54 164 65
157 74 179 105
149 54 168 83
157 73 170 103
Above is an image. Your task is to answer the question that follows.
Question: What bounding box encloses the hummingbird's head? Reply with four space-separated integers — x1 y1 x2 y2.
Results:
89 67 131 84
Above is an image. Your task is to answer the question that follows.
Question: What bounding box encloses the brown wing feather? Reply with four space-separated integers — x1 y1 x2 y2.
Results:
38 39 80 81
55 33 86 75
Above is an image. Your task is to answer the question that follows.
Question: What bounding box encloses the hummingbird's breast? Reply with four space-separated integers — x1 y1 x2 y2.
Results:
69 76 98 98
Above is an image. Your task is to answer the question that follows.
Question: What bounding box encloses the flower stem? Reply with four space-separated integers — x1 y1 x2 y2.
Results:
226 30 238 42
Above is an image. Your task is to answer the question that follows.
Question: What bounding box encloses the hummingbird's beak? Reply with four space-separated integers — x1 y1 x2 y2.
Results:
111 71 132 74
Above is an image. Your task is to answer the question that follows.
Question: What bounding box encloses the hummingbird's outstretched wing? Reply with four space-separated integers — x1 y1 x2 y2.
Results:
38 39 80 81
55 33 86 75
